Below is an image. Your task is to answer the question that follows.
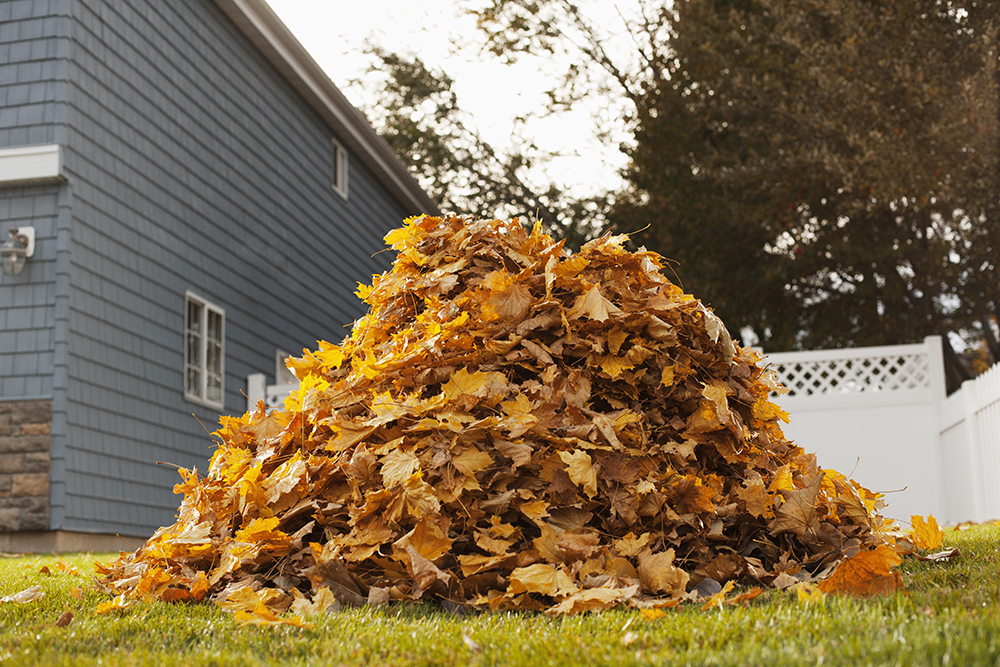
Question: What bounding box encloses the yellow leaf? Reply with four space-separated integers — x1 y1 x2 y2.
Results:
381 449 421 488
794 582 824 605
753 397 790 424
314 340 345 370
442 368 509 404
397 517 453 562
452 448 494 477
641 608 667 621
558 450 598 497
458 553 519 577
607 327 629 355
235 517 289 549
263 452 307 504
569 285 621 322
701 580 735 611
94 594 130 614
767 465 795 495
909 514 944 550
614 532 652 558
233 600 313 629
507 563 577 597
599 356 635 378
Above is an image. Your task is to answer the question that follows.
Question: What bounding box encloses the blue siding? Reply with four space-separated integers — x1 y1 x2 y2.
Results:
51 0 413 535
0 0 68 147
0 186 61 400
0 0 67 405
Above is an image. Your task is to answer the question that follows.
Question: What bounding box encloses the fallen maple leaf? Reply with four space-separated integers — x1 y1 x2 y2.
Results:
909 514 945 550
94 594 131 614
817 545 904 596
233 601 313 629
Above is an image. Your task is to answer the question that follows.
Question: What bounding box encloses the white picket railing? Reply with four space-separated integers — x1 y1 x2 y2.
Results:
245 335 1000 524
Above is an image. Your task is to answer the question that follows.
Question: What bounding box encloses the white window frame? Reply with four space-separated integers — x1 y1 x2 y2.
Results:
184 291 226 410
331 137 349 199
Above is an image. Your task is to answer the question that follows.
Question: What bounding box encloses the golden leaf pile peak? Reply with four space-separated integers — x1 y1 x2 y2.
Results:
99 215 893 614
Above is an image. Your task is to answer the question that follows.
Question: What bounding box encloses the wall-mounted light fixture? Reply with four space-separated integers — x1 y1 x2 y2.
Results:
0 227 35 276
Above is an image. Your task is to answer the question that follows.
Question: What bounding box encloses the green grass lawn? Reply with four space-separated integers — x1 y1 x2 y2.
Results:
0 524 998 667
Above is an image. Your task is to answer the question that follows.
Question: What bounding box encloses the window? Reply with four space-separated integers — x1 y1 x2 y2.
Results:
331 137 348 199
184 292 225 408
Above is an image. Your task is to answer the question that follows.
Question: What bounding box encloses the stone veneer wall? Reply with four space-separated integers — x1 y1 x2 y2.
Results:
0 400 51 532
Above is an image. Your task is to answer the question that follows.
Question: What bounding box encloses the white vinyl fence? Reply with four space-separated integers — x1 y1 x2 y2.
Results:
767 337 948 522
938 362 1000 523
247 335 1000 525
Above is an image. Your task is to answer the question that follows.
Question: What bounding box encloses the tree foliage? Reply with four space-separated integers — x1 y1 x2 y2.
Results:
359 47 608 248
471 0 1000 390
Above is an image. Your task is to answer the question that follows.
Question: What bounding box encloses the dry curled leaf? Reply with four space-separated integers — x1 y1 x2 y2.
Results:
0 586 44 604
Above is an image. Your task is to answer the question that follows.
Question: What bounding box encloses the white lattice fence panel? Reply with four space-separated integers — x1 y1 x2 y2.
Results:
772 352 931 397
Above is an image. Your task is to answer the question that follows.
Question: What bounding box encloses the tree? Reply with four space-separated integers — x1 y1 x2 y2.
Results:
471 0 1000 390
357 47 609 248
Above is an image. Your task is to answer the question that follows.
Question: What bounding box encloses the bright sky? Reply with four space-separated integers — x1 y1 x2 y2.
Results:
265 0 629 198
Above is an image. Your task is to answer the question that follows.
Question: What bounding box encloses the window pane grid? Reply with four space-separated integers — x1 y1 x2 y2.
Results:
185 294 225 408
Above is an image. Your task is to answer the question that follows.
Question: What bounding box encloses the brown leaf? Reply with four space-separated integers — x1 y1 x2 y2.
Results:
770 473 823 538
637 549 689 596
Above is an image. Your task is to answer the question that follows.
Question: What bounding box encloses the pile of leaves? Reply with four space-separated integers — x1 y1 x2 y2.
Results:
99 215 895 616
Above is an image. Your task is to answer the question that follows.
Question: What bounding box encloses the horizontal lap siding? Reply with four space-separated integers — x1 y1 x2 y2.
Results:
56 0 410 534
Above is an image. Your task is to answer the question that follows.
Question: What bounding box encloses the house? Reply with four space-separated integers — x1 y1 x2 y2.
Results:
0 0 437 551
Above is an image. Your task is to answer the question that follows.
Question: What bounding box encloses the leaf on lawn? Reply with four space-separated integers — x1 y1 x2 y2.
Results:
233 601 313 629
915 548 960 563
701 580 735 610
817 545 904 596
908 514 945 550
0 586 44 604
794 582 824 605
94 594 131 614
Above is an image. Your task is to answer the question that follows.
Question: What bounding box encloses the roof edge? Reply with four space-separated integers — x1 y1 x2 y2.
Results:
212 0 440 216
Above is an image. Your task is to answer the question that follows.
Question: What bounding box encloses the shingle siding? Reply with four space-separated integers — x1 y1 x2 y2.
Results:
44 0 411 535
0 1 67 148
0 185 60 400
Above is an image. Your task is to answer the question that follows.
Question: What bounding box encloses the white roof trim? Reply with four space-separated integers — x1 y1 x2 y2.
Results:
0 144 62 186
212 0 439 216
